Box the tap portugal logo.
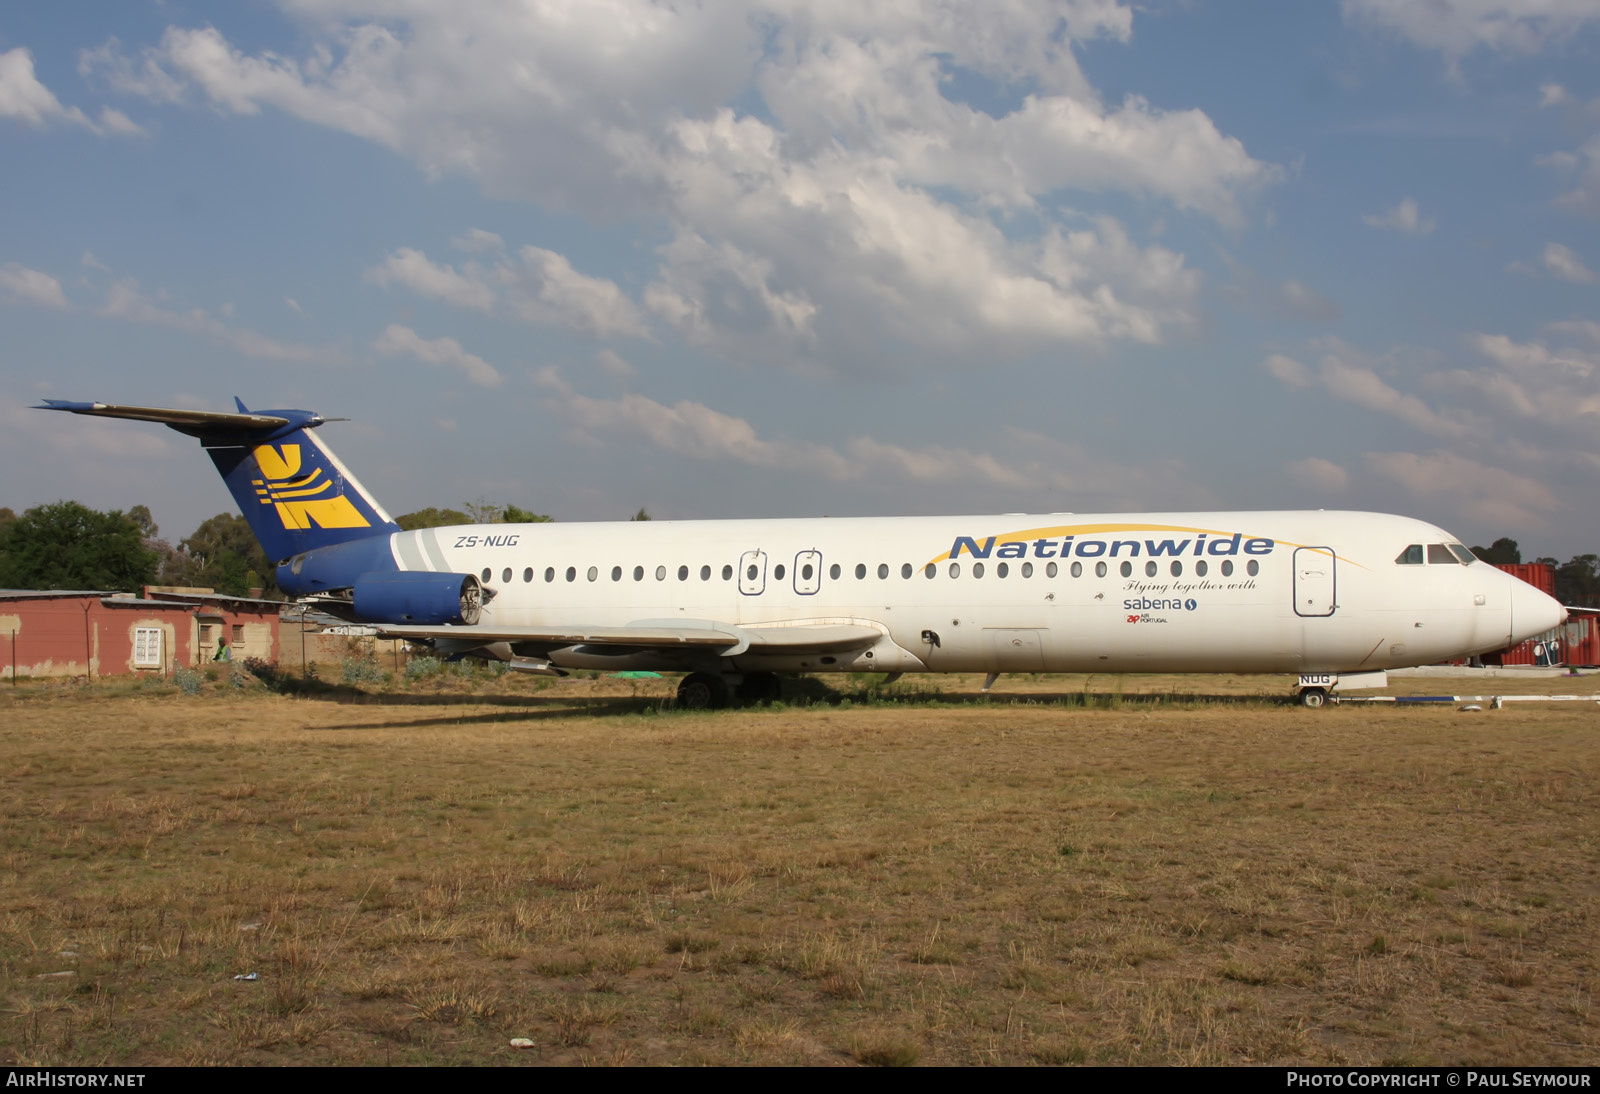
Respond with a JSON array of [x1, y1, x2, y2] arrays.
[[250, 444, 370, 530]]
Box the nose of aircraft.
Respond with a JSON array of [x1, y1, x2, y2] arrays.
[[1507, 573, 1567, 645]]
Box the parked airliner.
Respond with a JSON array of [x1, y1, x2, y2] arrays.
[[39, 399, 1567, 707]]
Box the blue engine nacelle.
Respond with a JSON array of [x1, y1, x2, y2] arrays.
[[350, 571, 484, 626]]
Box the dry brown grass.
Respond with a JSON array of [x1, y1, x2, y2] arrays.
[[0, 671, 1597, 1065]]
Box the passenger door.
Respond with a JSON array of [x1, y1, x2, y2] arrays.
[[1293, 547, 1336, 617], [738, 550, 767, 596], [793, 550, 822, 595]]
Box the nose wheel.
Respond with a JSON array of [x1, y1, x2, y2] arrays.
[[1299, 687, 1328, 709]]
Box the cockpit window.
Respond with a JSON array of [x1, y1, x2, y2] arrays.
[[1448, 543, 1475, 565], [1427, 544, 1457, 565], [1395, 544, 1424, 565]]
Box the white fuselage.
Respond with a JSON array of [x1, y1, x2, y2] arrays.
[[382, 510, 1565, 676]]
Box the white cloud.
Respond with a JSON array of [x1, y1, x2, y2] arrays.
[[451, 228, 504, 254], [101, 279, 345, 363], [1362, 197, 1436, 235], [1286, 457, 1351, 492], [1540, 82, 1570, 108], [1278, 280, 1341, 322], [364, 248, 494, 311], [1263, 343, 1471, 436], [0, 46, 141, 135], [0, 263, 68, 308], [373, 324, 502, 388], [1540, 242, 1597, 283], [85, 4, 1275, 367], [593, 349, 638, 381], [1365, 450, 1562, 529], [1342, 0, 1600, 58], [534, 370, 1213, 508], [508, 246, 650, 338]]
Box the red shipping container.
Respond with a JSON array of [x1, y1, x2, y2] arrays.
[[1495, 562, 1556, 596]]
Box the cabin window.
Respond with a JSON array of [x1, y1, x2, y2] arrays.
[[566, 566, 576, 582], [481, 568, 492, 582], [997, 562, 1010, 578], [972, 563, 985, 579], [657, 565, 667, 581], [701, 565, 711, 580], [925, 563, 936, 578], [878, 563, 890, 579], [611, 566, 622, 581], [948, 563, 960, 578], [545, 567, 555, 582], [894, 562, 907, 579], [747, 564, 759, 581], [1019, 562, 1030, 577], [587, 566, 598, 582], [803, 563, 815, 581], [856, 563, 867, 580], [1395, 544, 1424, 565], [1247, 560, 1259, 576], [1195, 560, 1207, 577], [678, 565, 689, 581], [1221, 560, 1233, 577], [1095, 561, 1107, 577], [634, 565, 644, 581], [774, 563, 787, 581], [1170, 561, 1182, 577], [830, 563, 841, 580], [1448, 543, 1475, 565], [523, 567, 534, 582], [1145, 561, 1158, 577], [1120, 561, 1133, 578], [502, 568, 512, 584], [1069, 561, 1081, 578], [1047, 561, 1059, 578], [1427, 544, 1457, 565], [722, 564, 734, 581]]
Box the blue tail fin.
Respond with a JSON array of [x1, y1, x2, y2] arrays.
[[37, 398, 399, 563]]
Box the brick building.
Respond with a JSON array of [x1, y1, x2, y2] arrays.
[[0, 588, 280, 680]]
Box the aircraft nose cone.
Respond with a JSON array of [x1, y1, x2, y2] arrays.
[[1508, 575, 1566, 645]]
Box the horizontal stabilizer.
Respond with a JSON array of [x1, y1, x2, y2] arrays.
[[35, 400, 292, 431]]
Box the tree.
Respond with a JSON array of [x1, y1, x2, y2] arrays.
[[179, 513, 278, 597], [501, 505, 553, 524], [1470, 538, 1520, 565], [1555, 555, 1600, 607], [629, 508, 652, 521], [0, 501, 156, 591], [396, 507, 471, 530]]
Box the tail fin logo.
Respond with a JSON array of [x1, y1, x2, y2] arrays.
[[250, 444, 370, 531]]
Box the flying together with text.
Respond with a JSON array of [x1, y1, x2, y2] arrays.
[[40, 399, 1567, 708]]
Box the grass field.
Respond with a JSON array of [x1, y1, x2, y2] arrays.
[[1, 671, 1597, 1066]]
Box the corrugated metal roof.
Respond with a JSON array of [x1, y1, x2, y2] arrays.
[[0, 589, 120, 600]]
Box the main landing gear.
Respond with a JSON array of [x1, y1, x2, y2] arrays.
[[675, 671, 782, 710]]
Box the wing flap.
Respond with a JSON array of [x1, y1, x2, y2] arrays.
[[370, 621, 884, 655]]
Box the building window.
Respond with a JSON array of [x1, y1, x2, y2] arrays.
[[133, 627, 162, 668]]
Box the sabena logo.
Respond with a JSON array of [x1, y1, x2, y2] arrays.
[[251, 444, 369, 530]]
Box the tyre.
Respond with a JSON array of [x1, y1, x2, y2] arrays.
[[1299, 687, 1328, 709], [677, 672, 730, 710]]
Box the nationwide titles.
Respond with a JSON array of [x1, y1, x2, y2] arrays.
[[946, 531, 1274, 561]]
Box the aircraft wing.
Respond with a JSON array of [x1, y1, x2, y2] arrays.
[[369, 620, 882, 655]]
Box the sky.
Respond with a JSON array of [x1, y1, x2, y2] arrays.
[[1, 0, 1597, 558]]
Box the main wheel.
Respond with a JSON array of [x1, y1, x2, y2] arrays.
[[1299, 687, 1328, 709], [677, 672, 731, 710]]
